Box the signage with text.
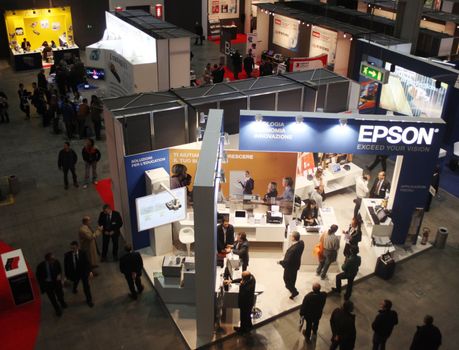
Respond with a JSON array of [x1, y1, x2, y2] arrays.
[[272, 14, 299, 52]]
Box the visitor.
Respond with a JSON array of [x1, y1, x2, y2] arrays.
[[81, 138, 101, 188], [57, 141, 79, 189]]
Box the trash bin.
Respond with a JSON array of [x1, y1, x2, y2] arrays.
[[434, 227, 448, 249], [8, 175, 20, 195]]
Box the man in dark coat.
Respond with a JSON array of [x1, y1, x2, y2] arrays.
[[243, 53, 255, 78], [64, 241, 94, 307], [332, 245, 361, 300], [98, 204, 123, 261], [119, 244, 144, 300], [194, 21, 203, 45], [300, 283, 327, 343], [370, 171, 391, 199], [372, 299, 398, 350], [330, 300, 356, 350], [232, 232, 249, 271], [227, 271, 256, 333], [58, 141, 78, 189], [278, 231, 304, 299], [36, 253, 67, 316], [410, 315, 442, 350], [217, 218, 235, 253]]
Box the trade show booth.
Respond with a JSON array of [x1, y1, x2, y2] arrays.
[[102, 64, 447, 347], [4, 7, 79, 70], [85, 10, 195, 97]]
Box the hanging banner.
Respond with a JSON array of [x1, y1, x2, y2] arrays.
[[288, 54, 328, 72], [309, 26, 337, 64], [272, 14, 299, 52]]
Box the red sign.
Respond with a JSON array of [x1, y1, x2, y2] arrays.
[[288, 54, 328, 72], [155, 4, 163, 19]]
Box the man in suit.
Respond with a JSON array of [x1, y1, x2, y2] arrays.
[[370, 171, 391, 199], [217, 218, 235, 253], [300, 283, 327, 343], [36, 253, 67, 316], [64, 241, 94, 307], [332, 245, 361, 300], [58, 142, 78, 189], [278, 231, 304, 299], [225, 271, 256, 333], [98, 204, 123, 261], [330, 301, 357, 350], [232, 232, 249, 271], [119, 244, 144, 300]]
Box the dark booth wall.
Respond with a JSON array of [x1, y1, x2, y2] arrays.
[[0, 0, 109, 59], [164, 0, 201, 33]]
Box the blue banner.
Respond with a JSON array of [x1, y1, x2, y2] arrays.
[[124, 149, 170, 250]]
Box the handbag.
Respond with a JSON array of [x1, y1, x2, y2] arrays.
[[313, 234, 325, 259]]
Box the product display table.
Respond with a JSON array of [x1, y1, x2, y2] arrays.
[[360, 198, 393, 238], [295, 163, 363, 199]]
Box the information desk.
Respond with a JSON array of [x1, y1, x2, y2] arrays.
[[360, 198, 393, 238], [10, 46, 80, 71], [295, 162, 363, 199], [179, 201, 288, 242], [286, 207, 340, 265]]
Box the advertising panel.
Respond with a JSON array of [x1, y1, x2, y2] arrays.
[[1, 249, 28, 279], [288, 54, 327, 72], [136, 187, 187, 231], [380, 63, 447, 119], [209, 0, 239, 19], [124, 149, 170, 249], [272, 14, 299, 52], [309, 26, 338, 65]]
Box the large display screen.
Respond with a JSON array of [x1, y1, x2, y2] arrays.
[[135, 187, 186, 231], [380, 63, 447, 119]]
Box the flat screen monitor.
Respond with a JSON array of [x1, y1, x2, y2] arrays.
[[235, 210, 246, 218], [135, 187, 186, 231], [86, 67, 105, 80]]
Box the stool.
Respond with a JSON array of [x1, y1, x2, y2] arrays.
[[179, 227, 195, 256], [251, 283, 265, 320]]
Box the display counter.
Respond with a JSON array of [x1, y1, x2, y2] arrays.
[[286, 207, 339, 265], [295, 162, 363, 199], [360, 198, 393, 238], [10, 46, 80, 71]]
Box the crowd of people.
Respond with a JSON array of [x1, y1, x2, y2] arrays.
[[36, 204, 145, 317]]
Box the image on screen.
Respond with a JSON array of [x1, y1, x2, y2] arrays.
[[380, 63, 447, 119], [85, 67, 105, 80], [136, 187, 186, 231]]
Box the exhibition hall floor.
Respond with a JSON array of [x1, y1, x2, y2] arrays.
[[141, 187, 431, 349]]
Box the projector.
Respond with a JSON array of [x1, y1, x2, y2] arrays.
[[165, 198, 182, 211]]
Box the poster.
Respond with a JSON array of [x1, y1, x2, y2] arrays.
[[272, 14, 299, 52], [40, 20, 49, 29], [208, 0, 238, 19], [288, 54, 327, 72], [309, 26, 338, 64]]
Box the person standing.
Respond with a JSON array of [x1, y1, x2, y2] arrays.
[[119, 244, 144, 300], [37, 69, 48, 96], [77, 98, 90, 139], [278, 231, 304, 299], [64, 241, 94, 307], [81, 138, 101, 188], [62, 98, 76, 139], [299, 283, 327, 343], [194, 21, 204, 45], [332, 245, 361, 300], [330, 300, 357, 350], [90, 95, 104, 140], [370, 171, 390, 199], [79, 216, 101, 269], [354, 171, 370, 218], [372, 299, 399, 350], [410, 315, 442, 350], [232, 50, 242, 80], [367, 155, 388, 172], [202, 63, 212, 85], [225, 271, 256, 333], [0, 91, 9, 123], [239, 170, 254, 195], [232, 232, 249, 271], [316, 224, 340, 280], [17, 83, 31, 120], [36, 253, 67, 316], [343, 217, 361, 258], [217, 218, 235, 253], [98, 204, 123, 262], [58, 142, 79, 189], [243, 53, 255, 78]]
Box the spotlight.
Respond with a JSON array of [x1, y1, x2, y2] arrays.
[[368, 4, 371, 7], [295, 116, 304, 124], [306, 23, 310, 27], [350, 37, 353, 41], [344, 34, 347, 38], [302, 22, 305, 25], [339, 118, 348, 127], [255, 114, 263, 122]]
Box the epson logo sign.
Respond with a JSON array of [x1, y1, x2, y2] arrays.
[[358, 125, 439, 145]]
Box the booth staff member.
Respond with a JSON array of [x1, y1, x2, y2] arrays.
[[301, 200, 318, 226], [263, 181, 278, 202], [225, 271, 256, 333], [64, 241, 93, 307], [98, 204, 123, 261], [278, 231, 304, 299], [217, 218, 235, 253], [370, 171, 390, 199], [239, 171, 254, 195], [343, 217, 362, 258], [354, 171, 370, 218], [232, 232, 249, 271]]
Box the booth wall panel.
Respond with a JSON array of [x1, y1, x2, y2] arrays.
[[303, 86, 318, 112], [169, 37, 191, 89], [268, 17, 310, 58], [153, 108, 187, 149], [156, 40, 170, 91], [277, 89, 302, 111], [187, 106, 198, 142], [324, 81, 349, 113], [220, 98, 247, 134], [335, 34, 351, 77], [316, 85, 327, 110], [195, 102, 218, 116], [249, 94, 275, 111], [122, 113, 152, 155], [164, 0, 201, 33], [255, 12, 270, 61]]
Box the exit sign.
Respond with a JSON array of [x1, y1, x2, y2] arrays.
[[360, 62, 389, 84]]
